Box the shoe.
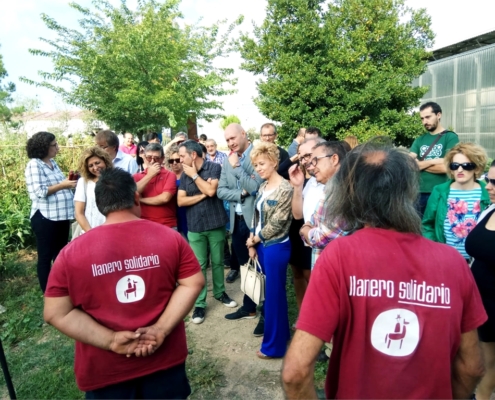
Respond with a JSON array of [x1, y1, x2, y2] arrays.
[[253, 315, 264, 337], [317, 349, 329, 362], [225, 307, 256, 320], [192, 307, 205, 324], [226, 270, 239, 283], [217, 292, 237, 308], [256, 350, 279, 360]]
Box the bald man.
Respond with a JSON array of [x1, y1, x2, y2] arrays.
[[217, 124, 265, 335]]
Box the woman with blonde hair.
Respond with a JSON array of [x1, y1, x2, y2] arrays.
[[343, 135, 359, 149], [422, 142, 489, 260], [246, 142, 294, 359], [74, 146, 113, 234]]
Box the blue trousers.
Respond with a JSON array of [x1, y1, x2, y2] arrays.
[[257, 240, 291, 357]]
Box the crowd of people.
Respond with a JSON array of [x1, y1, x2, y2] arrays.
[[22, 101, 495, 399]]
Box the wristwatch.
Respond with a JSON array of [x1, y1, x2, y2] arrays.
[[192, 174, 199, 181]]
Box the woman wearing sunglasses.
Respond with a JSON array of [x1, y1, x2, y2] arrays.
[[166, 145, 188, 239], [422, 142, 489, 260], [136, 141, 149, 172], [465, 160, 495, 400]]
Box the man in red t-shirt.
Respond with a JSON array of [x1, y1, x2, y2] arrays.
[[282, 144, 487, 399], [44, 168, 204, 398], [133, 143, 177, 228]]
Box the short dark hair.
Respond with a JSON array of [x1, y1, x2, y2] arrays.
[[145, 142, 164, 158], [260, 122, 277, 134], [95, 130, 119, 150], [199, 134, 207, 141], [95, 168, 136, 217], [136, 141, 149, 167], [313, 141, 346, 165], [26, 131, 56, 159], [199, 143, 207, 156], [325, 140, 421, 234], [145, 132, 160, 142], [305, 127, 321, 136], [420, 101, 442, 115], [179, 140, 203, 158]]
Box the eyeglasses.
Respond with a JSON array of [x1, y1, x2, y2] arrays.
[[139, 148, 145, 154], [449, 162, 476, 171], [485, 176, 495, 186], [145, 155, 163, 162], [299, 153, 312, 161], [309, 154, 334, 167], [168, 158, 180, 164], [261, 134, 276, 139]]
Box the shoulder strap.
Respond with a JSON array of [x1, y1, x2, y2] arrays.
[[418, 130, 448, 161]]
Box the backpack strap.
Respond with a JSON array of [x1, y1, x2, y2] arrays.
[[418, 130, 449, 161]]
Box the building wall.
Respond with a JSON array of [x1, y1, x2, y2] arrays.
[[413, 43, 495, 158]]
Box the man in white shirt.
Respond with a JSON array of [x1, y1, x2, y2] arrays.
[[95, 130, 138, 174]]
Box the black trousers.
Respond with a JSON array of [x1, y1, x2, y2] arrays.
[[85, 363, 191, 399], [231, 216, 257, 313], [30, 210, 70, 293]]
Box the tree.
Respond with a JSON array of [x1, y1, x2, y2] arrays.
[[0, 46, 25, 131], [219, 114, 241, 130], [22, 0, 241, 133], [239, 0, 434, 146]]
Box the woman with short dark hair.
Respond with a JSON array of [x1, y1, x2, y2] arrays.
[[136, 141, 149, 172], [25, 131, 77, 292]]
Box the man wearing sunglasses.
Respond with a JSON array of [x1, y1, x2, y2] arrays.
[[410, 102, 459, 216], [133, 143, 178, 228]]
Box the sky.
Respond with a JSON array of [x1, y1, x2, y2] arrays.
[[1, 0, 494, 141]]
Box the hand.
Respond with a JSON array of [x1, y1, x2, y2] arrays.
[[299, 223, 313, 240], [248, 246, 257, 259], [229, 152, 239, 168], [182, 163, 198, 178], [246, 236, 258, 248], [109, 331, 142, 357], [134, 325, 166, 357], [146, 162, 161, 177], [171, 136, 185, 144], [289, 164, 304, 188], [62, 179, 78, 189], [290, 154, 300, 163]]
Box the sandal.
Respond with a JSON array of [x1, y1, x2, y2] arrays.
[[256, 350, 274, 360]]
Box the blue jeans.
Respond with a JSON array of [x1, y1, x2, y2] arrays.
[[257, 240, 291, 357]]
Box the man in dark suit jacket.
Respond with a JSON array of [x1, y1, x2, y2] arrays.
[[260, 122, 289, 164]]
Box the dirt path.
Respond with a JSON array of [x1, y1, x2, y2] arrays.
[[186, 267, 285, 399]]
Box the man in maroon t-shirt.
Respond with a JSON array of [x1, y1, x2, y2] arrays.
[[282, 143, 487, 399], [44, 168, 204, 398], [133, 143, 177, 228]]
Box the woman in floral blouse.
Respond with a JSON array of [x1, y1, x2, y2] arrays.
[[422, 142, 490, 261]]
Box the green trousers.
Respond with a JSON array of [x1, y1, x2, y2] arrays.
[[188, 226, 226, 309]]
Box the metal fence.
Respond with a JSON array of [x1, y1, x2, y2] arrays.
[[413, 43, 495, 157]]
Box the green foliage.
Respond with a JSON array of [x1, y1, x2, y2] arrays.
[[239, 0, 434, 146], [219, 115, 241, 130], [0, 45, 26, 130], [22, 0, 242, 133]]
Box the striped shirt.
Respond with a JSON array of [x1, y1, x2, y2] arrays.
[[443, 188, 482, 259], [25, 158, 74, 220]]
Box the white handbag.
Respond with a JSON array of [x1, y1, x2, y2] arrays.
[[240, 258, 265, 305]]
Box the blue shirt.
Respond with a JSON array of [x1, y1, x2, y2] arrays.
[[113, 150, 138, 174]]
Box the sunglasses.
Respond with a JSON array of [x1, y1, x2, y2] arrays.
[[449, 162, 476, 171], [485, 176, 495, 186], [168, 158, 180, 164], [145, 155, 163, 162]]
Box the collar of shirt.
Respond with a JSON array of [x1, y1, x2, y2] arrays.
[[239, 144, 251, 165], [114, 149, 125, 162]]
